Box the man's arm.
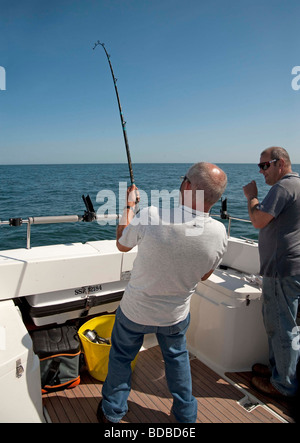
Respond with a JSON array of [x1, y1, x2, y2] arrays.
[[116, 184, 139, 252], [116, 207, 135, 252], [243, 181, 274, 229]]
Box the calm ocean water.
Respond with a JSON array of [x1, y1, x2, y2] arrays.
[[1, 163, 300, 251]]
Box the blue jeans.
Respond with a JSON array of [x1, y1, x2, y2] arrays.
[[101, 307, 197, 423], [262, 275, 300, 396]]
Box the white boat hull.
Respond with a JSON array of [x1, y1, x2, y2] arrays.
[[0, 236, 268, 422], [0, 300, 44, 423]]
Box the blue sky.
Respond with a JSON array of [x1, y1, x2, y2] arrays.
[[1, 0, 299, 165]]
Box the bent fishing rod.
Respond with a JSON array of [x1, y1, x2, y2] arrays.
[[93, 41, 135, 186]]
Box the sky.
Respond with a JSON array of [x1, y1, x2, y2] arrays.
[[0, 0, 300, 165]]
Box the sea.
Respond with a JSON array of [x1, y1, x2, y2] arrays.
[[1, 163, 300, 251]]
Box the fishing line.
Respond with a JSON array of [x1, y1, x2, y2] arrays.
[[93, 41, 135, 186]]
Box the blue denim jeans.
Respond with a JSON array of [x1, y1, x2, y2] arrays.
[[101, 307, 197, 423], [262, 275, 300, 396]]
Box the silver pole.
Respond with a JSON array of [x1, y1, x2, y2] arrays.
[[27, 221, 31, 249]]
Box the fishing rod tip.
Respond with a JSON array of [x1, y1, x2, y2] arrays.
[[92, 41, 105, 50]]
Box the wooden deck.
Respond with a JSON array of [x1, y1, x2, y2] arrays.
[[43, 345, 289, 424]]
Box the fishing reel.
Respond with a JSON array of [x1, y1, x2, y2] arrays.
[[82, 329, 110, 345]]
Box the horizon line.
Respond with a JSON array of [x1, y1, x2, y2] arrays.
[[0, 161, 269, 166]]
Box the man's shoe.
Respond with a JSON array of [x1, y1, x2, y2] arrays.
[[251, 376, 286, 399], [97, 400, 117, 423], [252, 363, 272, 378]]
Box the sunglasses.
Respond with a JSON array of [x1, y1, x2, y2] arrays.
[[258, 159, 278, 171]]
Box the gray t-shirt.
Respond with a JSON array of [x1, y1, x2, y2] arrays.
[[119, 205, 228, 326], [259, 173, 300, 277]]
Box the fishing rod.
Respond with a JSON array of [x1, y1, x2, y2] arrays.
[[93, 41, 135, 186]]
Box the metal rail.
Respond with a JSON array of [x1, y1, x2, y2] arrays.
[[0, 212, 255, 250], [0, 214, 119, 249], [210, 213, 253, 238]]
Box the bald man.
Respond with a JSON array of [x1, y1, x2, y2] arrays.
[[98, 162, 228, 423]]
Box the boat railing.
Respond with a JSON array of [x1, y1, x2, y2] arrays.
[[0, 211, 255, 249], [210, 212, 254, 239], [0, 214, 119, 249], [210, 197, 256, 243]]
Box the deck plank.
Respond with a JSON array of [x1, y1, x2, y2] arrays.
[[42, 346, 284, 423]]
